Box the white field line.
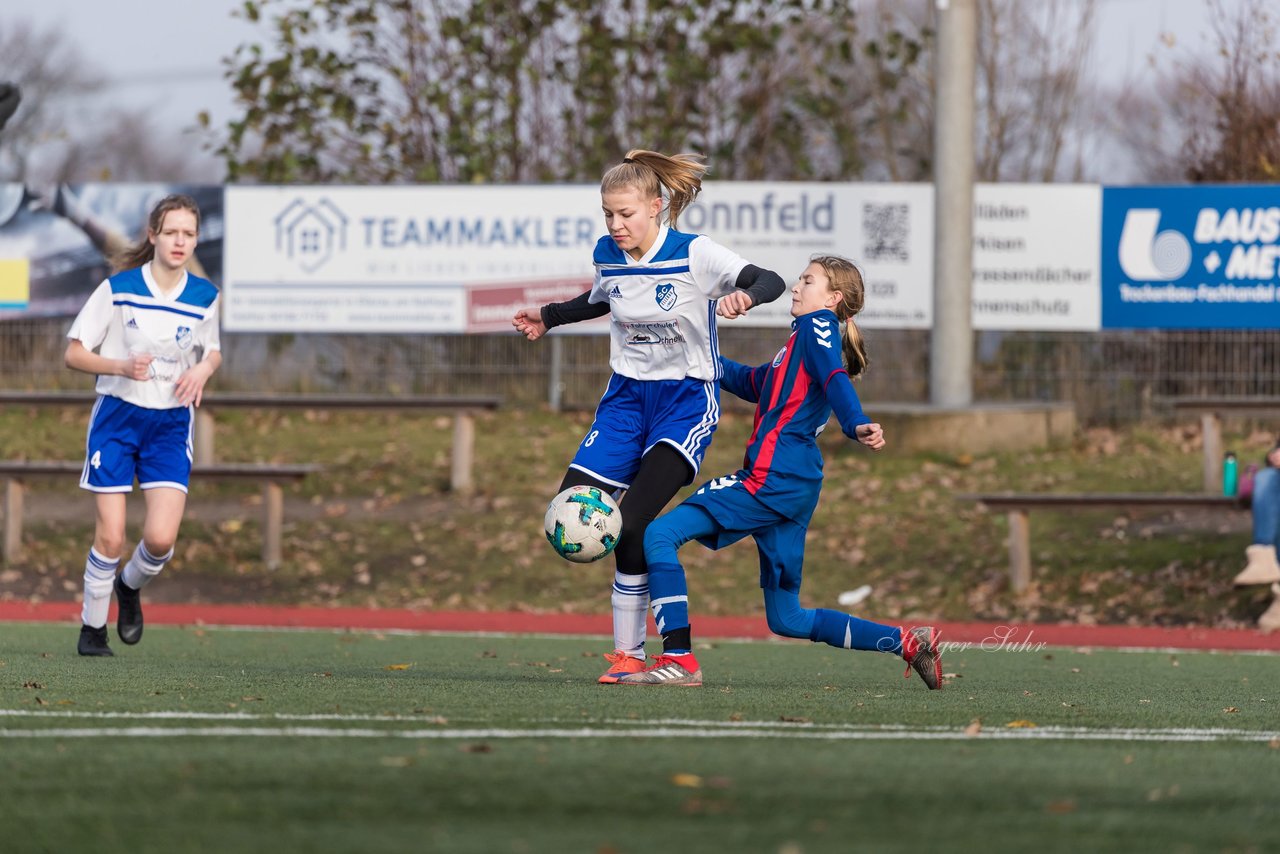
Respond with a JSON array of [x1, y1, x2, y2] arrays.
[[0, 710, 1275, 743], [1, 708, 1277, 742], [0, 726, 1277, 742]]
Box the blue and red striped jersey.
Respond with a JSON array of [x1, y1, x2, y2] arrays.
[[720, 308, 872, 523]]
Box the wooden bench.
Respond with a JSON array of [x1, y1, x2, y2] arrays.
[[959, 492, 1246, 593], [0, 391, 500, 493], [0, 460, 320, 569], [1165, 396, 1280, 492]]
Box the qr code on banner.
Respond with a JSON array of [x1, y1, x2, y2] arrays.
[[862, 203, 910, 262]]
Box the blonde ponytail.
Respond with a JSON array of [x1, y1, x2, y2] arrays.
[[601, 149, 708, 229]]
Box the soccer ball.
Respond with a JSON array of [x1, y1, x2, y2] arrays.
[[544, 485, 622, 563]]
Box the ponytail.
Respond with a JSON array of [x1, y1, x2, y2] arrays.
[[601, 149, 708, 229], [810, 254, 869, 378]]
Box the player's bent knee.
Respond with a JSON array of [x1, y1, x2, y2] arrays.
[[766, 611, 811, 639], [764, 590, 814, 639]]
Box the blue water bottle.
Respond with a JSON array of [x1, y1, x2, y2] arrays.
[[1223, 452, 1238, 496]]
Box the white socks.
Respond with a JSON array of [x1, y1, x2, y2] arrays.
[[121, 542, 173, 591], [611, 571, 649, 658], [81, 548, 119, 629]]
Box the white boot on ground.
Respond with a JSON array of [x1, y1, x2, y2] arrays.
[[1233, 544, 1280, 586], [1258, 583, 1280, 633]]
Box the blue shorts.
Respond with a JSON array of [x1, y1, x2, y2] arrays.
[[684, 475, 808, 593], [81, 395, 193, 493], [569, 374, 719, 488]]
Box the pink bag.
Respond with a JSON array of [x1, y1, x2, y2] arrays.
[[1237, 463, 1260, 507]]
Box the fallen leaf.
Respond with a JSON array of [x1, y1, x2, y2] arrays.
[[779, 716, 811, 724], [384, 663, 413, 671], [1006, 720, 1037, 728], [963, 719, 983, 737], [1268, 738, 1279, 749], [1045, 799, 1077, 814], [671, 773, 703, 788], [1223, 707, 1240, 714], [460, 743, 492, 753], [380, 756, 413, 767], [22, 681, 43, 690]]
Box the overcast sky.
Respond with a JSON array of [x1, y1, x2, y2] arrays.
[[1, 0, 1243, 182]]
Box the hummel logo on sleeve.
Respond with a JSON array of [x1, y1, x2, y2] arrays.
[[812, 319, 833, 348]]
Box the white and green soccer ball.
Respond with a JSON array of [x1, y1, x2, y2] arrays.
[[544, 485, 621, 563]]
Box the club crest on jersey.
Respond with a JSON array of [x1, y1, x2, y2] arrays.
[[655, 283, 677, 311], [175, 326, 193, 350], [772, 346, 787, 367]]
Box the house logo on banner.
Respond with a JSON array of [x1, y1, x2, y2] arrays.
[[1102, 186, 1280, 329], [274, 197, 348, 273]]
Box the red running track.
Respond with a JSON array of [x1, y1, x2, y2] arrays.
[[2, 600, 1278, 651]]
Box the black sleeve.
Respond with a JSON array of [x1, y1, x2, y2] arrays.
[[540, 290, 611, 329], [734, 264, 786, 308]]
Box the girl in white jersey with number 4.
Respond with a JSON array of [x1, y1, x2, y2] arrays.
[[513, 150, 785, 683], [64, 194, 222, 657]]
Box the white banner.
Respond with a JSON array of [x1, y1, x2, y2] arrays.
[[224, 182, 937, 332], [223, 185, 600, 331], [971, 184, 1102, 331], [689, 182, 935, 329]]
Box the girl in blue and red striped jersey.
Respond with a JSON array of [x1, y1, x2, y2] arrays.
[[617, 255, 943, 689], [512, 150, 785, 684]]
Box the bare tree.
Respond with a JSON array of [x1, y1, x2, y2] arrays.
[[1105, 0, 1280, 184], [0, 19, 102, 181], [974, 0, 1098, 182], [1182, 0, 1280, 181], [0, 18, 223, 183]]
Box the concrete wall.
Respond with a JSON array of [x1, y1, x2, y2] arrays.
[[850, 402, 1076, 456]]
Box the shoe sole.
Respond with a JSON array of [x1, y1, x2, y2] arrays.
[[616, 669, 704, 687]]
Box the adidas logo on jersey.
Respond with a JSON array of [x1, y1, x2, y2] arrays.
[[126, 318, 139, 328], [608, 284, 623, 298]]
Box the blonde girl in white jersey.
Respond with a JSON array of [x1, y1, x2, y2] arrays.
[[513, 150, 785, 682]]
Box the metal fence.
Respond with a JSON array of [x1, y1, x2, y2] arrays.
[[5, 316, 1280, 425]]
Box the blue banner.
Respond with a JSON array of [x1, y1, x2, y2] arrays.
[[1102, 185, 1280, 329]]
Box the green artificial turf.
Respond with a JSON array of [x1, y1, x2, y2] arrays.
[[1, 624, 1277, 853]]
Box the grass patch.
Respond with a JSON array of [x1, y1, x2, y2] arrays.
[[1, 407, 1276, 626], [1, 625, 1278, 853]]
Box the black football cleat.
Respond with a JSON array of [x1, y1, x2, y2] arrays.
[[77, 624, 114, 657], [114, 574, 144, 645]]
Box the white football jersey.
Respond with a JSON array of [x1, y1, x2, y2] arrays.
[[588, 226, 748, 381], [67, 264, 222, 410]]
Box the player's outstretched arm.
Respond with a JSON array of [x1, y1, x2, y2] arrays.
[[512, 307, 547, 341], [854, 422, 885, 450]]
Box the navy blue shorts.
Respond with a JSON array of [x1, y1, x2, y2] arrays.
[[569, 374, 719, 488], [684, 474, 808, 593], [81, 395, 193, 493]]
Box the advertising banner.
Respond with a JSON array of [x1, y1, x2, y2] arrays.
[[0, 184, 223, 318], [971, 184, 1101, 331], [224, 182, 935, 333], [687, 182, 934, 330], [223, 185, 601, 332], [1101, 185, 1280, 329]]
